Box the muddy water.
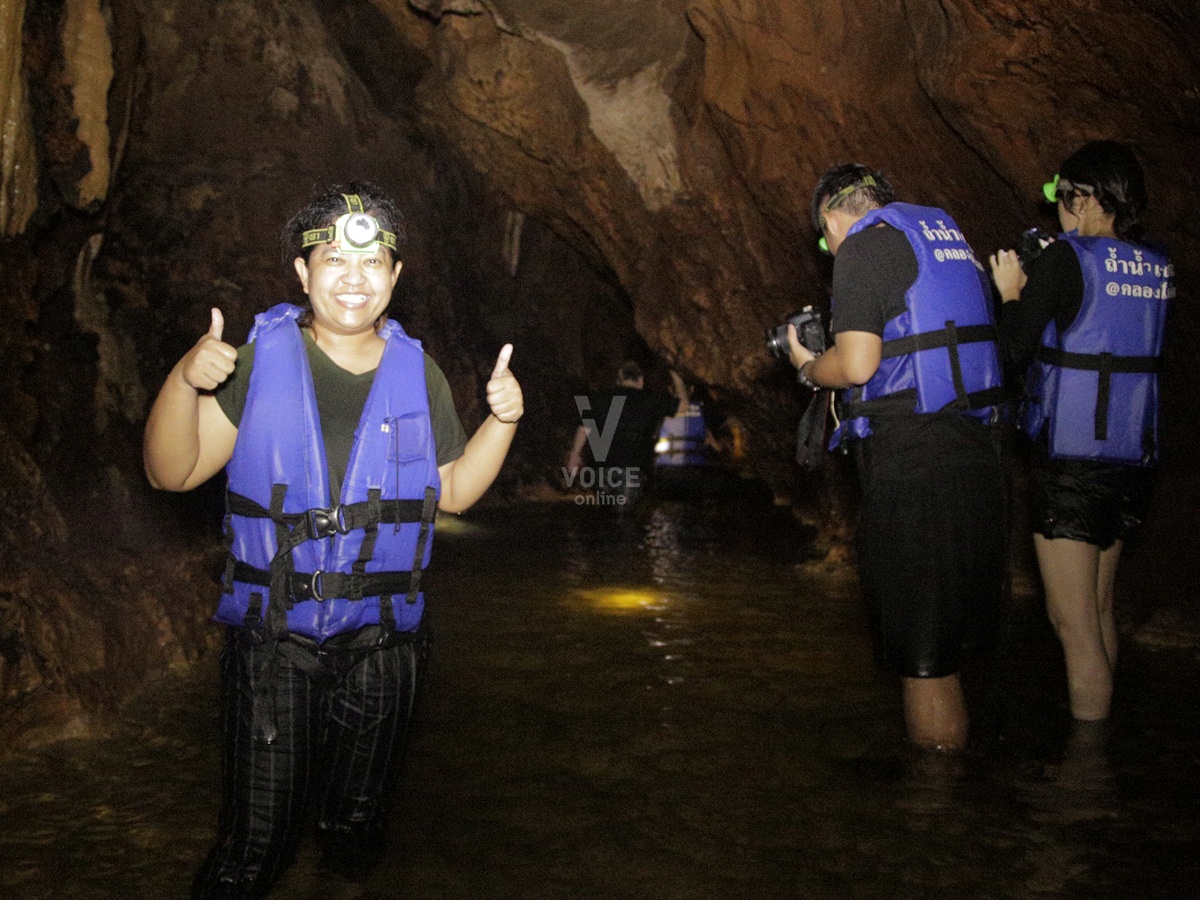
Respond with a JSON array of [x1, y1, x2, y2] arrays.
[[2, 484, 1198, 899]]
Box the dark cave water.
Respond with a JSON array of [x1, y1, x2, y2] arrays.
[[1, 475, 1198, 899]]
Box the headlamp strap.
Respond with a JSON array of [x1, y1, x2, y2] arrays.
[[823, 174, 877, 213], [817, 175, 877, 253], [300, 193, 398, 251]]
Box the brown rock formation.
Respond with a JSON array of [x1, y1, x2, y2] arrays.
[[0, 0, 1196, 749]]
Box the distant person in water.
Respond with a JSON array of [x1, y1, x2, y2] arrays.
[[564, 361, 688, 507], [143, 181, 523, 897]]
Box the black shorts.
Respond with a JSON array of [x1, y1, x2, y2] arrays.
[[853, 421, 1007, 679], [1032, 457, 1153, 550]]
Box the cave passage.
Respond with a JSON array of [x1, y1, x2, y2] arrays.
[[1, 483, 1198, 899]]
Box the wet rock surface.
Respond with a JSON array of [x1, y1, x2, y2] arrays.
[[1, 491, 1197, 899]]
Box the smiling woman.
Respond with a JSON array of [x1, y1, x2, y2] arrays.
[[292, 235, 403, 362], [141, 180, 524, 897]]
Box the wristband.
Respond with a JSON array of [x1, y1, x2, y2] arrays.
[[797, 358, 821, 391]]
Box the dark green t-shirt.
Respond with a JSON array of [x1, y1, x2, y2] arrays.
[[215, 329, 467, 499]]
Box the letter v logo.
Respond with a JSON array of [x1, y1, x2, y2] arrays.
[[575, 394, 624, 463]]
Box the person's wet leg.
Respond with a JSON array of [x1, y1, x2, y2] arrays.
[[902, 673, 969, 752], [316, 639, 417, 878], [192, 634, 318, 898], [1035, 535, 1111, 720]]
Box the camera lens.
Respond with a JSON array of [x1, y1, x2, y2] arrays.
[[765, 326, 789, 360]]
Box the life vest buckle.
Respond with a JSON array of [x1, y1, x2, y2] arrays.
[[307, 505, 350, 540], [308, 570, 327, 602]]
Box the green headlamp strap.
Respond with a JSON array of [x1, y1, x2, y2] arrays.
[[1042, 174, 1060, 203], [301, 194, 398, 253], [822, 175, 877, 214], [816, 174, 877, 254]]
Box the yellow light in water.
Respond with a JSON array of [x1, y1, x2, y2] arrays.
[[575, 587, 662, 612], [431, 513, 480, 535]]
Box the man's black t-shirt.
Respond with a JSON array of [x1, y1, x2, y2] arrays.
[[584, 388, 679, 472]]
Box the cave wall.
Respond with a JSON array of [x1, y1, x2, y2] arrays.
[[1, 0, 1197, 748]]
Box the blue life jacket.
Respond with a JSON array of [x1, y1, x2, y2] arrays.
[[1022, 234, 1173, 465], [217, 303, 440, 643], [655, 403, 707, 467], [831, 203, 1004, 446]]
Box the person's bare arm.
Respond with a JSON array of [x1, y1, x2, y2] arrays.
[[787, 325, 882, 389], [667, 370, 690, 416], [144, 308, 239, 491], [438, 344, 523, 513]]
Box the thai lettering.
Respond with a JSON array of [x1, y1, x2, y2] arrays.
[[919, 219, 965, 243], [933, 247, 975, 263], [1104, 280, 1175, 300]]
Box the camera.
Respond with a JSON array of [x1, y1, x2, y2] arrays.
[[766, 305, 826, 361], [1017, 226, 1054, 267]]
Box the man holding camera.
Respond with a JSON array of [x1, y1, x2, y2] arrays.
[[786, 164, 1006, 753]]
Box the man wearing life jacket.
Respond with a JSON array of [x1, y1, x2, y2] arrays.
[[786, 164, 1006, 753], [991, 141, 1173, 723], [144, 182, 523, 898]]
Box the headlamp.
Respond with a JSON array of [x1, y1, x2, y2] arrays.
[[1042, 174, 1060, 203], [816, 175, 876, 254], [301, 194, 398, 255], [1043, 174, 1094, 206]]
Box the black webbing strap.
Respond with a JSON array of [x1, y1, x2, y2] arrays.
[[879, 323, 997, 359], [354, 489, 382, 582], [1096, 352, 1114, 441], [220, 501, 236, 594], [405, 487, 439, 606], [244, 591, 264, 630], [944, 321, 968, 408], [231, 560, 415, 603], [266, 484, 293, 632], [225, 492, 428, 543], [254, 483, 293, 745], [857, 320, 1003, 414], [1035, 346, 1161, 441]]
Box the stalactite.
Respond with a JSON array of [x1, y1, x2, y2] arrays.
[[62, 0, 113, 207], [0, 0, 38, 236], [503, 208, 524, 276]]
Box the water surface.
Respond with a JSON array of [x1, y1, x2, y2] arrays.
[[1, 485, 1197, 899]]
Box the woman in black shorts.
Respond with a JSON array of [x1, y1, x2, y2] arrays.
[[990, 141, 1174, 721]]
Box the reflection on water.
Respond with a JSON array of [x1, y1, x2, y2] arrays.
[[1, 484, 1198, 899]]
